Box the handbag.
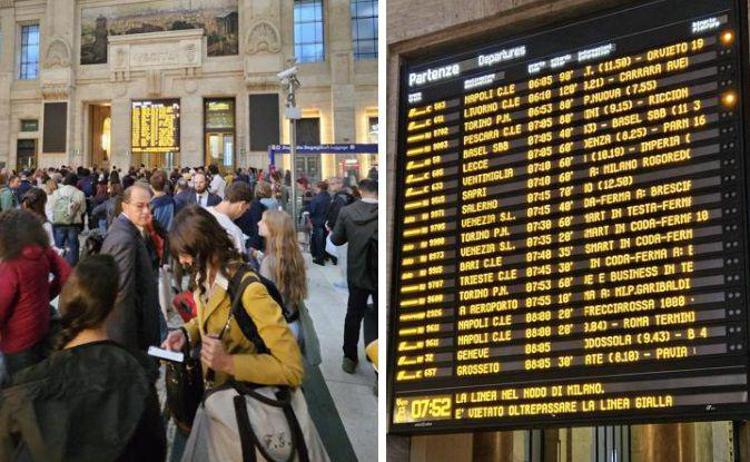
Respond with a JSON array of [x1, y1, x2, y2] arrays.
[[181, 268, 329, 461], [165, 332, 205, 433], [181, 382, 329, 462]]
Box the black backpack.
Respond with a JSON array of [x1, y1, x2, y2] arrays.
[[227, 264, 299, 354], [80, 228, 106, 260]]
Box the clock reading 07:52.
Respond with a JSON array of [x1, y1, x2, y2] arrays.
[[394, 396, 453, 424]]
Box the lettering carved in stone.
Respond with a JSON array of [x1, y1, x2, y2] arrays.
[[245, 21, 281, 55]]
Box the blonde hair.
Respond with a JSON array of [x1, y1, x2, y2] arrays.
[[262, 209, 307, 307]]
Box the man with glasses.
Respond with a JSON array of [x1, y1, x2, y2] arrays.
[[100, 183, 161, 361]]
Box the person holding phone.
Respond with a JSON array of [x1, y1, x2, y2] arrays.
[[162, 205, 303, 386], [161, 206, 303, 459]]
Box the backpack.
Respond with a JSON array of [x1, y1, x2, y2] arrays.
[[52, 189, 80, 225], [81, 228, 106, 260], [0, 186, 17, 211], [227, 265, 300, 349]]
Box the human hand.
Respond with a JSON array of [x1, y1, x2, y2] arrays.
[[201, 335, 235, 375], [162, 329, 186, 352]]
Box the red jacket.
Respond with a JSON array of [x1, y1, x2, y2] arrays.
[[0, 245, 71, 353]]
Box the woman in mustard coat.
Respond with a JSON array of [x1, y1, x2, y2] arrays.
[[162, 205, 303, 388]]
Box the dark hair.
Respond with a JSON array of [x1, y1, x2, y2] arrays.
[[0, 209, 49, 260], [63, 173, 78, 186], [316, 181, 328, 192], [109, 182, 124, 199], [109, 170, 120, 185], [21, 188, 47, 220], [224, 180, 252, 203], [56, 255, 119, 349], [0, 173, 6, 187], [150, 170, 167, 192], [169, 206, 242, 298], [8, 175, 19, 185], [208, 164, 219, 175], [359, 179, 377, 194]]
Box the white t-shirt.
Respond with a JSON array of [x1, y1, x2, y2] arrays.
[[209, 175, 226, 199], [207, 206, 245, 254]]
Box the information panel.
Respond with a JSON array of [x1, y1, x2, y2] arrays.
[[131, 99, 180, 153], [389, 0, 750, 433]]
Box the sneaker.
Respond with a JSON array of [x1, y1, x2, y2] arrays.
[[342, 357, 357, 374]]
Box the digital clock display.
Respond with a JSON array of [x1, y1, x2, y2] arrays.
[[389, 0, 750, 434]]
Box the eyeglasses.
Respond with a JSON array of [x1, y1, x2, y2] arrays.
[[123, 201, 150, 210]]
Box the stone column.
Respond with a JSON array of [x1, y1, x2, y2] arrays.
[[180, 95, 203, 168], [328, 0, 355, 144], [109, 97, 131, 169], [0, 7, 15, 168], [242, 0, 284, 170]]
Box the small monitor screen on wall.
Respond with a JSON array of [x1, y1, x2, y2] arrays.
[[389, 0, 750, 433], [43, 102, 67, 153]]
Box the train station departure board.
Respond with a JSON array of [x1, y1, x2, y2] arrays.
[[389, 0, 750, 433], [131, 99, 180, 153]]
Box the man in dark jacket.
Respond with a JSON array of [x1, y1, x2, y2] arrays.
[[307, 181, 331, 266], [100, 183, 161, 354], [183, 172, 220, 208], [15, 172, 32, 204], [236, 198, 267, 252], [330, 179, 378, 373], [325, 178, 355, 265]]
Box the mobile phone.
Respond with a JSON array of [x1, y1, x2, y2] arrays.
[[147, 346, 185, 363]]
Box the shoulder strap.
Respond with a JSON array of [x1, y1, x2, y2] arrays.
[[228, 265, 270, 354]]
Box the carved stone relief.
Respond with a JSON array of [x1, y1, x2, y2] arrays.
[[44, 37, 71, 69], [245, 21, 281, 55]]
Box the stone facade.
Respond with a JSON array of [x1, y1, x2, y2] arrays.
[[386, 1, 749, 461], [0, 0, 377, 176]]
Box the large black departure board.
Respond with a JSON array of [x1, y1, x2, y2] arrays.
[[389, 0, 750, 433]]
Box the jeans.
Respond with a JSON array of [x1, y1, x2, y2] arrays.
[[311, 225, 327, 262], [54, 225, 80, 266], [343, 285, 377, 362]]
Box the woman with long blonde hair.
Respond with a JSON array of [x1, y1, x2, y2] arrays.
[[258, 209, 321, 365], [258, 210, 307, 307]]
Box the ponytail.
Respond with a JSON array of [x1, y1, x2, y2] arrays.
[[56, 255, 119, 349]]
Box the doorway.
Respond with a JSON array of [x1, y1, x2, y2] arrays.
[[16, 139, 36, 172], [205, 132, 234, 171], [89, 103, 111, 168], [295, 153, 321, 183], [204, 98, 236, 172]]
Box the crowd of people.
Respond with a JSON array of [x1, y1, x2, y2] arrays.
[[0, 161, 378, 461]]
